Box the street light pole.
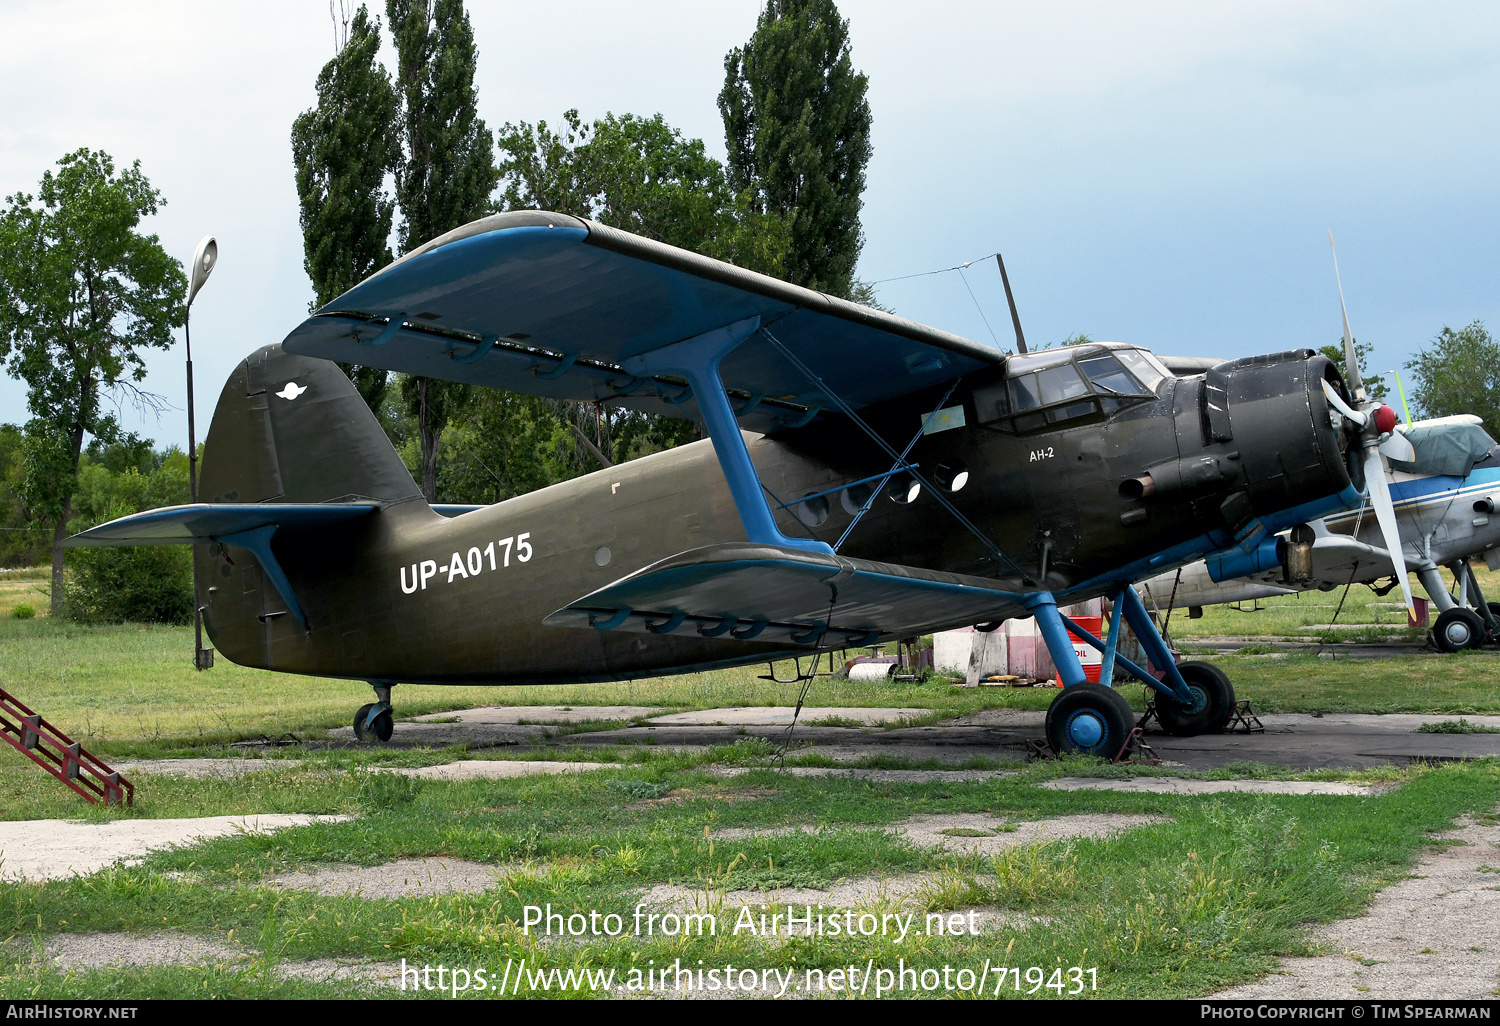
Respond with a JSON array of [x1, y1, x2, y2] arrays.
[[185, 236, 217, 671]]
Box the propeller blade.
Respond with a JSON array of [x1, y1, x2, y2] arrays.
[[1321, 377, 1368, 427], [1363, 445, 1416, 616], [1378, 431, 1416, 463], [1329, 230, 1365, 401]]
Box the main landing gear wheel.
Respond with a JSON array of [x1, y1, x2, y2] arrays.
[[1045, 683, 1136, 758], [1434, 607, 1485, 653], [353, 702, 393, 742], [1155, 661, 1236, 737], [1485, 603, 1500, 641]]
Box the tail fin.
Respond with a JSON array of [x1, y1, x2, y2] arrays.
[[200, 344, 420, 506]]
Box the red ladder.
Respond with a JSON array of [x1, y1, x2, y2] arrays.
[[0, 686, 132, 806]]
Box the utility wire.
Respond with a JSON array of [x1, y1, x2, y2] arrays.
[[872, 252, 1007, 349], [957, 265, 1002, 348], [869, 254, 999, 285]]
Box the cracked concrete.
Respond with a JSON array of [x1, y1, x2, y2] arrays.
[[268, 857, 505, 899], [0, 815, 350, 882]]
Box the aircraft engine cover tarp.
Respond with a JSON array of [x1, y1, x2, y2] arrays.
[[280, 211, 1004, 435], [1389, 421, 1498, 479]]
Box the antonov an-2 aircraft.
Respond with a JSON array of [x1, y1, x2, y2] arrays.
[[67, 211, 1403, 757]]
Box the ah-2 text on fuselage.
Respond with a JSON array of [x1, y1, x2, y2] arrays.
[[68, 211, 1380, 756]]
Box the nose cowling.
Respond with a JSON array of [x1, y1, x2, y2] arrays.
[[1194, 350, 1356, 534]]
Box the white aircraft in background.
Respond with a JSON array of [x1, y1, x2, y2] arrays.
[[1139, 414, 1500, 652]]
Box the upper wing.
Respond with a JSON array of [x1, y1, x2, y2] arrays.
[[280, 211, 1003, 434]]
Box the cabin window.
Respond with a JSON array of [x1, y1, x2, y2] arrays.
[[1036, 363, 1090, 406]]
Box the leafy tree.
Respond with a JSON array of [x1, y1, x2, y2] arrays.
[[1406, 321, 1500, 437], [387, 0, 499, 500], [0, 149, 185, 615], [495, 110, 794, 476], [720, 0, 872, 298], [63, 438, 192, 624], [498, 110, 791, 275], [291, 3, 401, 415], [1319, 337, 1389, 404], [0, 424, 47, 568]]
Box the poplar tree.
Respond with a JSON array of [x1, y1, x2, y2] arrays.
[[291, 4, 400, 415], [719, 0, 872, 298], [387, 0, 499, 501]]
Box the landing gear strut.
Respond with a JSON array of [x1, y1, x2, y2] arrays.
[[1424, 559, 1494, 653], [354, 683, 394, 742], [1031, 583, 1236, 756]]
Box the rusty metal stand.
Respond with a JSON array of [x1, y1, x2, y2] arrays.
[[0, 686, 132, 805], [1024, 738, 1054, 762], [1223, 699, 1264, 734], [1112, 727, 1160, 766]]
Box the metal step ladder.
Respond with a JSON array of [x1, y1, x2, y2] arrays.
[[0, 686, 132, 805]]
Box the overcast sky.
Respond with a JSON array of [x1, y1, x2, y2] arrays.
[[2, 0, 1496, 448]]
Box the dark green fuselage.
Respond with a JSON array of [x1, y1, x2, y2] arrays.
[[197, 342, 1352, 685]]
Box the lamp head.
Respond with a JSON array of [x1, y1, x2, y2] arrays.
[[187, 236, 218, 309]]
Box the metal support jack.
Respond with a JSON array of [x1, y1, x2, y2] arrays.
[[1112, 727, 1160, 766]]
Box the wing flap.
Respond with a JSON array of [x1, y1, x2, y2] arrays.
[[543, 542, 1024, 645]]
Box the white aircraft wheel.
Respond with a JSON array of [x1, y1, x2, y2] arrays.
[[1434, 608, 1485, 653]]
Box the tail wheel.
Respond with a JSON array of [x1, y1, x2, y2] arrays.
[[353, 703, 394, 742], [1155, 661, 1236, 736], [1434, 607, 1485, 653], [1045, 683, 1136, 758]]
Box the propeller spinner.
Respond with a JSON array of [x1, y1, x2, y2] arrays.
[[1324, 231, 1416, 616]]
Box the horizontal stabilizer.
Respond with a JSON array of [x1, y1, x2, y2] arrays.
[[544, 543, 1025, 647], [63, 503, 378, 546], [64, 503, 379, 629]]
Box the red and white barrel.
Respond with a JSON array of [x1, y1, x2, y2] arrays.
[[1055, 615, 1104, 686]]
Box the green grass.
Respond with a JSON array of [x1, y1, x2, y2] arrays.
[[1198, 653, 1500, 714], [0, 566, 50, 620], [1417, 718, 1500, 734], [0, 618, 1060, 758], [2, 751, 1497, 999], [9, 612, 1500, 763], [5, 607, 1500, 998]]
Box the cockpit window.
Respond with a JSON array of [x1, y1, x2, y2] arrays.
[[1077, 353, 1147, 396], [1037, 363, 1090, 405], [1008, 374, 1041, 412], [1115, 349, 1168, 392], [976, 345, 1166, 434]]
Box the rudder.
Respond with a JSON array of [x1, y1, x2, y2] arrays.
[[200, 344, 421, 506]]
